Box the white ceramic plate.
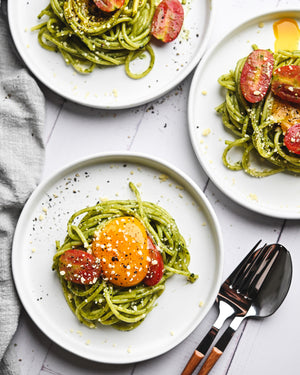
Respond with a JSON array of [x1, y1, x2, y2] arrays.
[[188, 10, 300, 219], [8, 0, 212, 109], [12, 152, 223, 364]]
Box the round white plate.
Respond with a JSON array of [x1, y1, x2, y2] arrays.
[[188, 9, 300, 219], [12, 152, 223, 364], [8, 0, 212, 109]]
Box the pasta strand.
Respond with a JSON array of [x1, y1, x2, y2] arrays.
[[53, 183, 197, 330], [32, 0, 156, 78], [217, 48, 300, 177]]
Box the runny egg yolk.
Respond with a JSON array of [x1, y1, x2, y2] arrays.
[[92, 216, 150, 287], [273, 18, 300, 52]]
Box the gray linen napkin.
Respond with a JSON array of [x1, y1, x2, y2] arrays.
[[0, 2, 45, 374]]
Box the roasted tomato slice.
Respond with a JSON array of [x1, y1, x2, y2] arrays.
[[93, 0, 125, 12], [271, 65, 300, 104], [58, 249, 101, 285], [284, 123, 300, 154], [240, 49, 274, 103], [143, 237, 164, 286], [271, 97, 300, 133], [151, 0, 184, 43]]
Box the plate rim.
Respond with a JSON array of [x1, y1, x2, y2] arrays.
[[12, 151, 224, 363], [188, 8, 300, 220], [7, 0, 214, 109]]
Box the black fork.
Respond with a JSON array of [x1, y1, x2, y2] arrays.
[[181, 241, 278, 375]]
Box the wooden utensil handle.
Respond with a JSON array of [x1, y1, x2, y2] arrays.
[[181, 325, 219, 375], [197, 347, 223, 375], [197, 325, 236, 375], [181, 350, 205, 375]]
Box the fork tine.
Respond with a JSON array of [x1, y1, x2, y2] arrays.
[[246, 244, 280, 298], [237, 243, 280, 298], [228, 239, 262, 287], [235, 243, 269, 293]]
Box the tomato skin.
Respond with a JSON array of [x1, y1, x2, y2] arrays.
[[240, 49, 274, 103], [271, 65, 300, 104], [93, 0, 125, 12], [58, 249, 101, 285], [284, 123, 300, 154], [147, 236, 156, 251], [151, 0, 184, 43], [143, 237, 164, 286]]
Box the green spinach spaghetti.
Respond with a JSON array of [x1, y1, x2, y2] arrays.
[[32, 0, 156, 79], [53, 182, 197, 331], [216, 46, 300, 177]]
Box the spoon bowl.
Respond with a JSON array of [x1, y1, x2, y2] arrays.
[[247, 243, 292, 320]]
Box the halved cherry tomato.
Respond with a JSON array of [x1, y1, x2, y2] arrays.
[[284, 123, 300, 154], [93, 0, 125, 12], [58, 249, 101, 285], [271, 97, 300, 133], [151, 0, 184, 43], [143, 237, 164, 286], [271, 65, 300, 104], [240, 49, 274, 103]]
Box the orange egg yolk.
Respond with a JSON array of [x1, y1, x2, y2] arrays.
[[92, 216, 150, 287], [273, 18, 300, 52]]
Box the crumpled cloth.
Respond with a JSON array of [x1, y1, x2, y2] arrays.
[[0, 2, 45, 374]]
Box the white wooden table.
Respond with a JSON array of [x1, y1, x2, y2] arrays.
[[9, 0, 300, 374]]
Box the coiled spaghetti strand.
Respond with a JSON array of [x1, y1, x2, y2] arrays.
[[53, 183, 196, 330], [33, 0, 157, 78], [217, 48, 300, 176]]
